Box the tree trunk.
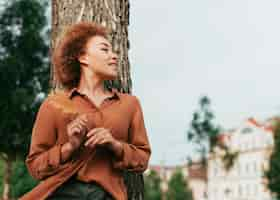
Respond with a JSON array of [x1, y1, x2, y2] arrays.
[[2, 154, 13, 200], [51, 0, 131, 93], [51, 1, 143, 199]]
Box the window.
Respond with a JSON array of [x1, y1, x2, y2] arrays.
[[246, 142, 250, 150], [242, 127, 252, 134], [252, 138, 257, 149], [237, 163, 242, 176], [246, 163, 250, 174], [253, 161, 258, 174], [213, 166, 218, 177], [238, 184, 243, 197]]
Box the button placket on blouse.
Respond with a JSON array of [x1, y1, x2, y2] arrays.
[[81, 95, 116, 127]]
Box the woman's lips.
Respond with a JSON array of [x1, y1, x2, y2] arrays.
[[108, 64, 118, 72], [108, 63, 118, 69]]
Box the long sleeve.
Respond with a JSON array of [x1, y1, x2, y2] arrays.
[[112, 97, 151, 172], [26, 99, 64, 180]]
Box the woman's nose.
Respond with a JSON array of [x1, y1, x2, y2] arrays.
[[111, 52, 118, 61]]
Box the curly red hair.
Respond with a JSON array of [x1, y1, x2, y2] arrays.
[[52, 22, 108, 89]]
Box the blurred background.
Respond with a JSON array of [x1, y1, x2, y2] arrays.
[[1, 0, 280, 199]]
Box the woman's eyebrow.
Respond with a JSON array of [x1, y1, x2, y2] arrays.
[[98, 42, 111, 48]]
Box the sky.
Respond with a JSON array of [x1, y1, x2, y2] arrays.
[[128, 0, 280, 166]]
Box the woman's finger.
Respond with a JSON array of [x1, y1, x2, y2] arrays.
[[73, 119, 86, 130], [87, 136, 106, 148], [77, 117, 87, 127], [86, 128, 105, 138], [84, 131, 104, 147], [79, 114, 89, 123], [71, 124, 86, 135], [84, 134, 98, 147], [85, 129, 109, 147], [71, 127, 81, 136], [76, 123, 85, 132]]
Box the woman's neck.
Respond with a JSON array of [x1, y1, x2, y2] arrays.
[[77, 68, 107, 96]]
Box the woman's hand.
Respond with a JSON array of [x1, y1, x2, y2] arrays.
[[84, 128, 123, 158], [66, 114, 88, 150]]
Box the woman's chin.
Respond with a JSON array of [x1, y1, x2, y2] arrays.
[[102, 73, 118, 80]]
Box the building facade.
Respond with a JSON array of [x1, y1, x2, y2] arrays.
[[207, 118, 274, 200]]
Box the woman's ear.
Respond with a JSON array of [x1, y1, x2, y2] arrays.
[[78, 54, 89, 66]]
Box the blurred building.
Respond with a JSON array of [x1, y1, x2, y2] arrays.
[[146, 163, 207, 200], [147, 118, 277, 200], [207, 118, 274, 200], [188, 162, 208, 200]]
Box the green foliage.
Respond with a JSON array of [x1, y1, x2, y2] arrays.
[[144, 170, 162, 200], [0, 0, 49, 197], [0, 159, 38, 198], [0, 160, 3, 195], [265, 122, 280, 198], [0, 0, 49, 157], [166, 169, 193, 200], [221, 148, 239, 171], [187, 96, 220, 160], [11, 160, 39, 198]]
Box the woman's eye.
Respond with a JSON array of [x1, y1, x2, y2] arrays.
[[101, 48, 109, 52]]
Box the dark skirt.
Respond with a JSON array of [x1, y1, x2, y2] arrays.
[[47, 177, 114, 200]]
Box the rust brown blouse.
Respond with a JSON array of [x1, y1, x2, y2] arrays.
[[20, 88, 151, 200]]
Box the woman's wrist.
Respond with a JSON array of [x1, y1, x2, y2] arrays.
[[61, 142, 76, 163], [111, 140, 124, 159]]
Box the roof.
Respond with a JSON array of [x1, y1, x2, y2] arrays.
[[188, 163, 207, 180]]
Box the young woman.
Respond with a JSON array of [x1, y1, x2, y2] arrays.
[[20, 22, 151, 200]]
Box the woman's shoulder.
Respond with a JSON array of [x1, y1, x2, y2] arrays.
[[117, 91, 138, 102], [117, 92, 142, 109], [40, 90, 76, 112], [43, 90, 68, 103]]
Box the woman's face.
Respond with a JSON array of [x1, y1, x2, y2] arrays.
[[79, 36, 118, 80]]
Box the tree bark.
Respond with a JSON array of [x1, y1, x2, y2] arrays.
[[2, 154, 13, 200], [51, 1, 143, 199], [51, 0, 131, 93]]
